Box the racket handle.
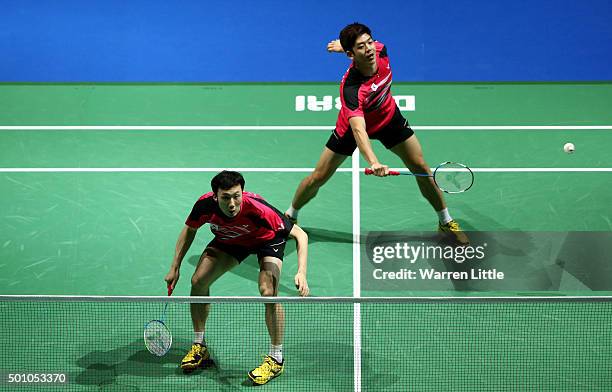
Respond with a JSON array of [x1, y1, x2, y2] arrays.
[[167, 285, 173, 296], [364, 168, 401, 176]]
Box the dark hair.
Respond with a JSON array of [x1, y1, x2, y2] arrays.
[[211, 170, 245, 193], [339, 23, 372, 52]]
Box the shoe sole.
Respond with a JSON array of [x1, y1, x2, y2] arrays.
[[247, 368, 283, 385], [437, 230, 469, 246], [181, 357, 213, 373]]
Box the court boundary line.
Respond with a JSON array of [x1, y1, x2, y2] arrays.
[[351, 151, 362, 392], [1, 167, 611, 173], [1, 125, 612, 131]]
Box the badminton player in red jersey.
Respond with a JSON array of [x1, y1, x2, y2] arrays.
[[285, 23, 468, 245], [165, 171, 309, 385]]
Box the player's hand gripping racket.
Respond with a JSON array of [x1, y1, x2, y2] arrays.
[[365, 161, 474, 194], [144, 285, 173, 356]]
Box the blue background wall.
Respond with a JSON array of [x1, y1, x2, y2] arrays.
[[1, 0, 611, 82]]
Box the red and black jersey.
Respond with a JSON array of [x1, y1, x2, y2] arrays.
[[335, 42, 396, 137], [185, 191, 292, 247]]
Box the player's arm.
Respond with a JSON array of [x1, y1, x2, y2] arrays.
[[164, 225, 198, 291], [289, 224, 310, 297], [349, 116, 389, 176], [328, 39, 382, 53], [327, 39, 344, 53]]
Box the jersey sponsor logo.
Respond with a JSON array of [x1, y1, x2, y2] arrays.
[[371, 73, 391, 92], [295, 95, 415, 112], [210, 223, 252, 240], [365, 85, 391, 112]]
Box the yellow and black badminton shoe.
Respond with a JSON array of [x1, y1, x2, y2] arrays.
[[248, 355, 284, 385], [438, 219, 469, 245], [180, 343, 210, 372]]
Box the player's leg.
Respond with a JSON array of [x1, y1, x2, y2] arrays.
[[390, 136, 469, 244], [182, 246, 239, 371], [190, 246, 239, 332], [259, 256, 284, 346], [373, 108, 468, 244], [286, 146, 347, 223], [248, 256, 285, 384], [390, 136, 446, 211]]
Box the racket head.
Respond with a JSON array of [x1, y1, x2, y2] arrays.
[[144, 319, 172, 356], [433, 162, 474, 193]]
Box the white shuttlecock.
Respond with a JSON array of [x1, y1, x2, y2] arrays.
[[563, 142, 575, 154]]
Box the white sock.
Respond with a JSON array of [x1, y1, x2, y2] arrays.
[[194, 332, 205, 345], [437, 208, 453, 225], [286, 206, 299, 219], [269, 344, 283, 363]]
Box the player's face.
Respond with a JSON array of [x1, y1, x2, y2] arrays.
[[350, 33, 376, 66], [215, 185, 243, 218]]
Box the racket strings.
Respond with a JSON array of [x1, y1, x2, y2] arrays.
[[433, 163, 474, 193], [145, 321, 172, 356]]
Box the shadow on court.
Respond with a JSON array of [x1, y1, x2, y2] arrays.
[[361, 203, 601, 292], [73, 338, 375, 390], [73, 338, 254, 390], [73, 339, 183, 385], [300, 226, 353, 245], [451, 203, 566, 291]]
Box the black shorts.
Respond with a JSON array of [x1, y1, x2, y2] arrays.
[[325, 106, 415, 156], [206, 234, 288, 263]]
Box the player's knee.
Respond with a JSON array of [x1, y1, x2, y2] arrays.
[[308, 170, 331, 188], [259, 283, 276, 297], [408, 158, 429, 173], [191, 274, 211, 290]]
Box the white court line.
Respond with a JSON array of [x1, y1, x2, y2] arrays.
[[351, 150, 362, 392], [0, 167, 345, 173], [466, 168, 612, 172], [416, 126, 612, 130], [0, 126, 329, 131], [1, 125, 612, 131], [351, 154, 362, 297], [0, 167, 611, 173]]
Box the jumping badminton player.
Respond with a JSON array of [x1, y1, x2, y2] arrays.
[[285, 23, 469, 245]]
